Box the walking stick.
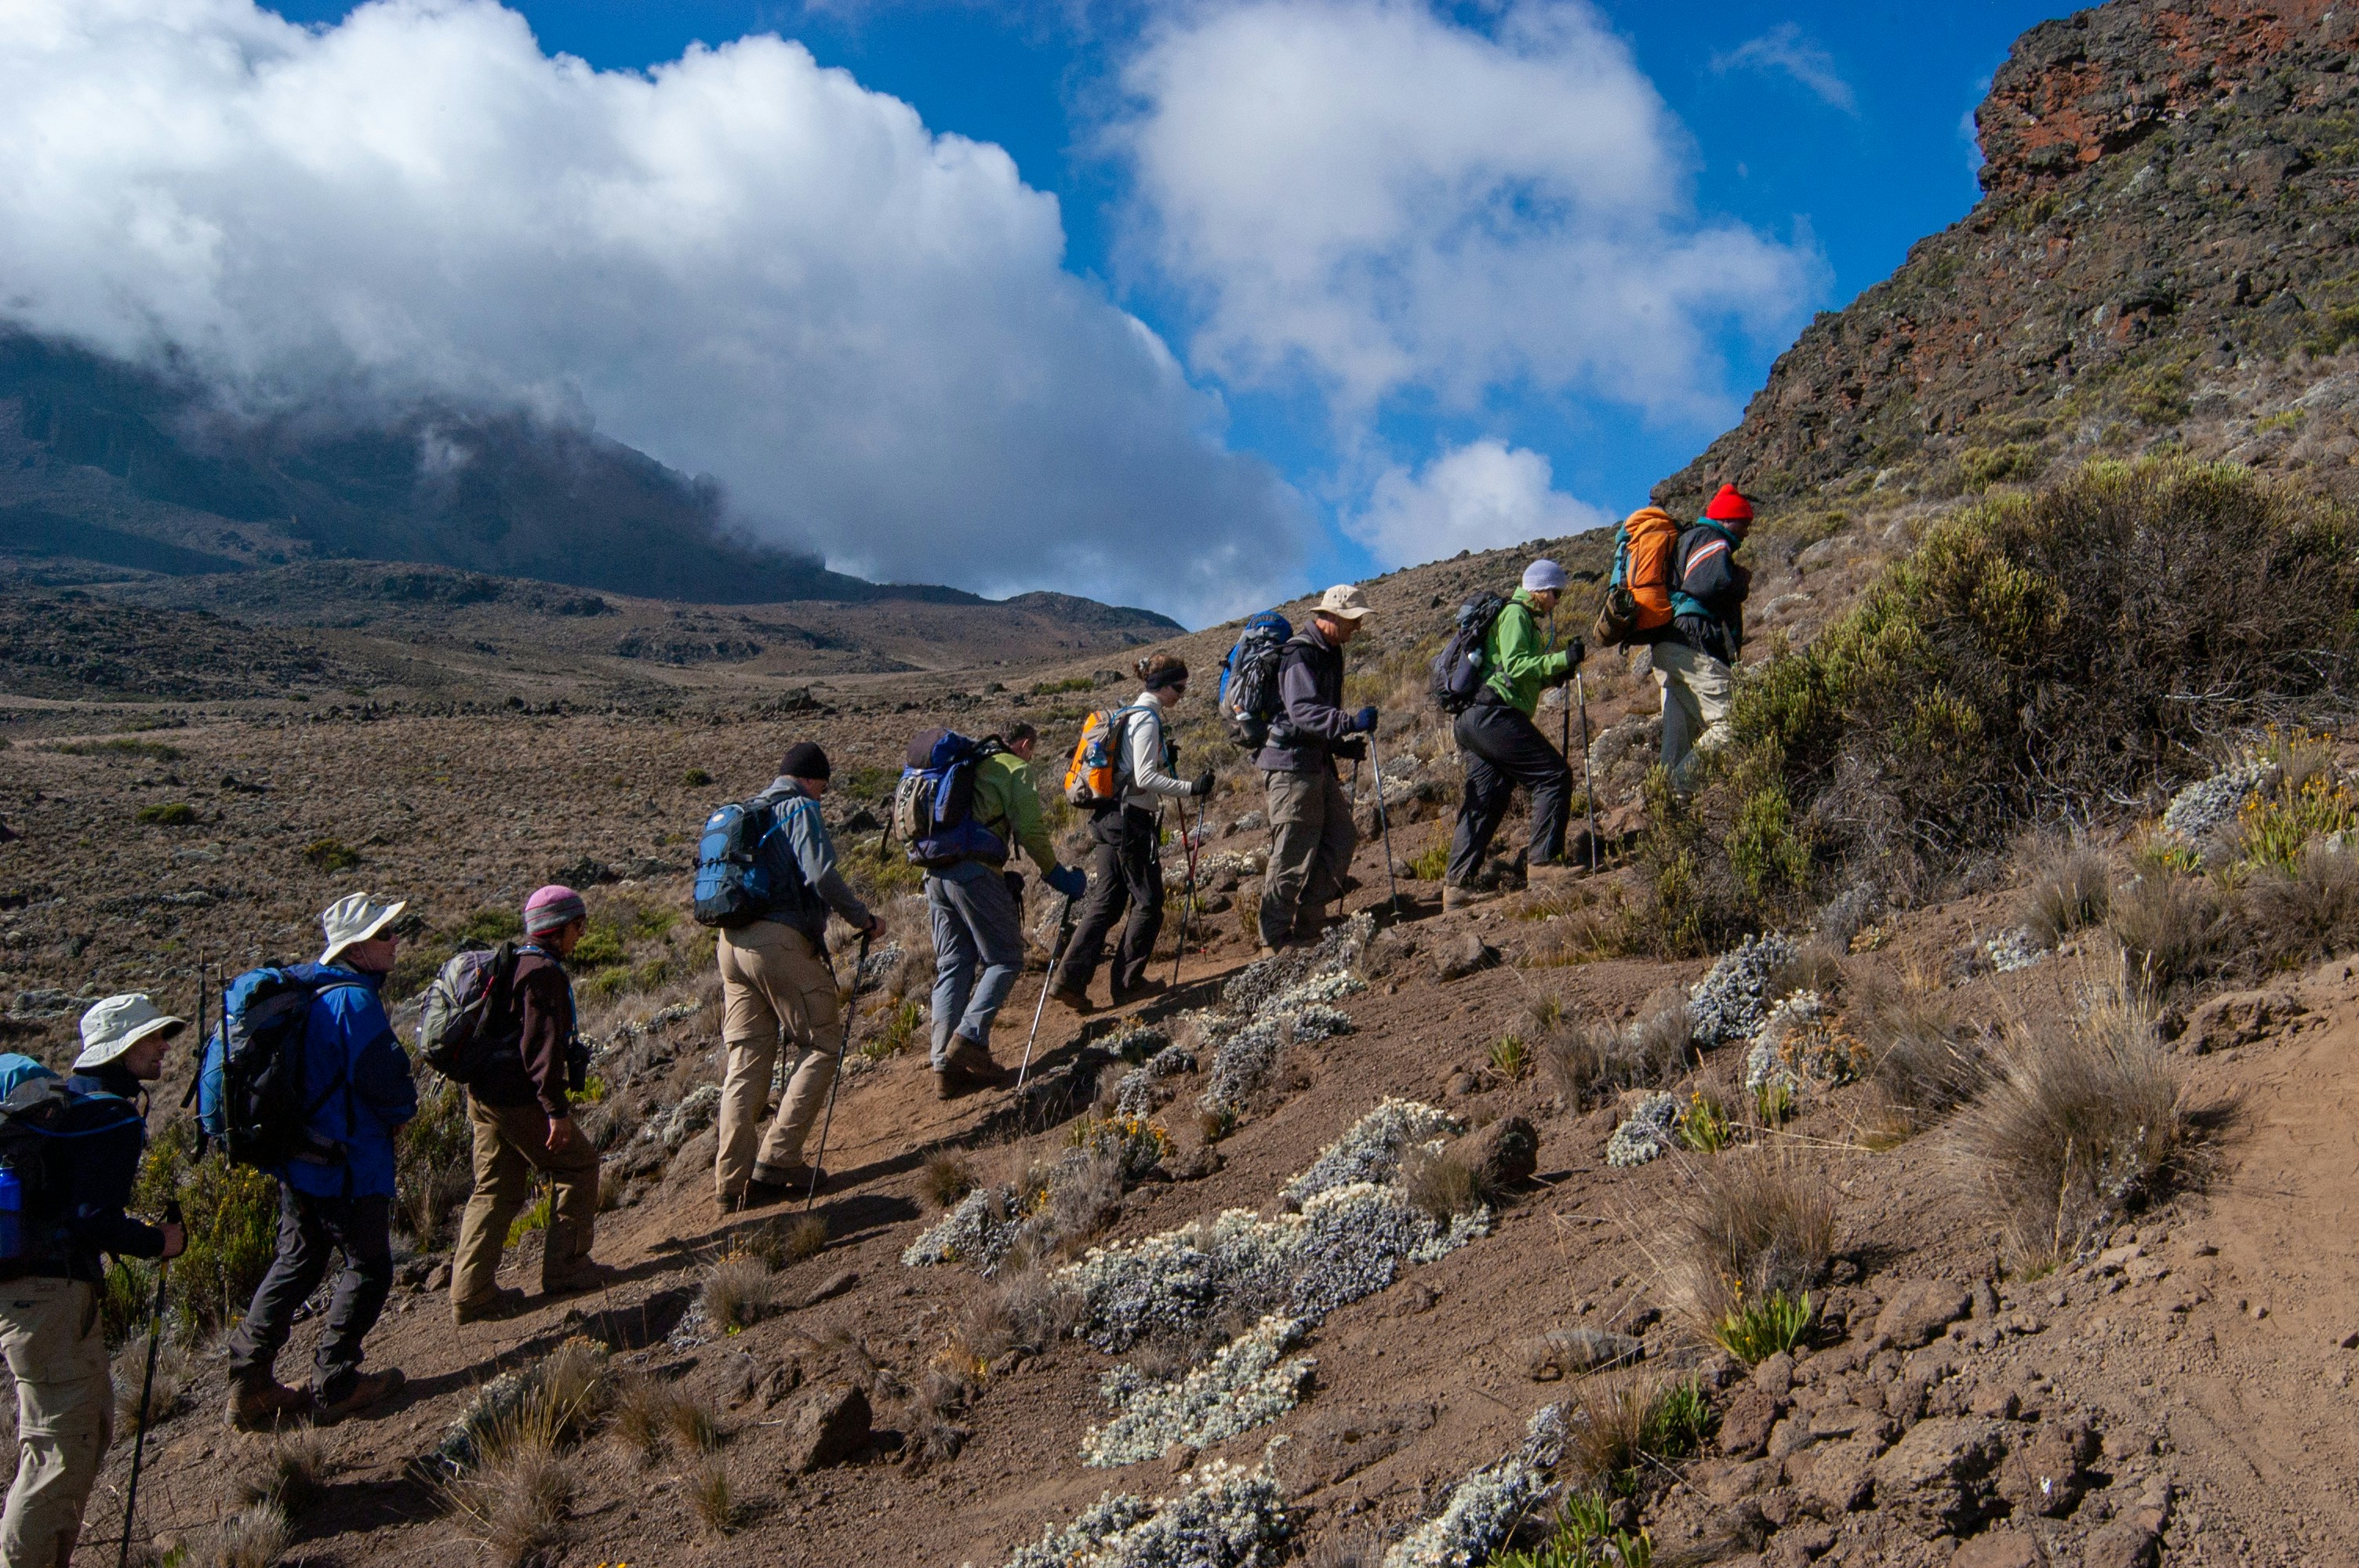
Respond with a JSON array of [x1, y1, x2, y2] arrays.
[[804, 931, 871, 1214], [1575, 671, 1601, 873], [1018, 895, 1078, 1092], [1170, 797, 1201, 989], [118, 1198, 182, 1568], [1366, 734, 1402, 916]]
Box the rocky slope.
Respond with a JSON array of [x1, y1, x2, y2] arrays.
[[1657, 0, 2359, 525]]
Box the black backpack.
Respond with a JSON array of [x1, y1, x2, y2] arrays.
[[417, 942, 525, 1086], [197, 965, 361, 1170], [1217, 612, 1293, 751], [0, 1076, 140, 1264], [1429, 593, 1510, 714]]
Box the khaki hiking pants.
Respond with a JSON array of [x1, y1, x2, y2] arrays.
[[1654, 641, 1733, 793], [1259, 766, 1355, 947], [451, 1097, 601, 1310], [0, 1277, 109, 1568], [716, 920, 843, 1200]]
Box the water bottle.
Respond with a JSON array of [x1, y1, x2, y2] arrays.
[[0, 1166, 23, 1262]]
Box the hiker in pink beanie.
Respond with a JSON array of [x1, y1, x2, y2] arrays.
[[449, 884, 609, 1323]]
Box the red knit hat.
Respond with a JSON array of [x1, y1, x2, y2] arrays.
[[1704, 484, 1754, 524]]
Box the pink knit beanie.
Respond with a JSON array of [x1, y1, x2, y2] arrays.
[[523, 884, 587, 936]]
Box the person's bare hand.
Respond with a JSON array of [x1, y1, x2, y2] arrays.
[[158, 1222, 187, 1261], [547, 1116, 580, 1155]]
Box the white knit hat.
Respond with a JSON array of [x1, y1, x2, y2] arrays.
[[317, 891, 408, 967], [1521, 558, 1568, 592], [75, 993, 186, 1070]]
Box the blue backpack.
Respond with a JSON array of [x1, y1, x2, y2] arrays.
[[895, 729, 1011, 870], [0, 1065, 136, 1263], [692, 799, 783, 929], [198, 965, 362, 1170], [1217, 612, 1293, 751]]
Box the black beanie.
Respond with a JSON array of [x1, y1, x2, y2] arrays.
[[780, 742, 831, 780]]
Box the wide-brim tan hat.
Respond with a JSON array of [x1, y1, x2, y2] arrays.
[[75, 993, 187, 1071], [1316, 583, 1375, 619], [317, 891, 408, 967]]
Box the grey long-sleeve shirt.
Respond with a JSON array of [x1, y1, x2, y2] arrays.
[[749, 775, 874, 940], [1119, 694, 1194, 812]]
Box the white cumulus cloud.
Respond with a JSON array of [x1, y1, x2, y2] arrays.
[[1107, 0, 1822, 423], [1350, 438, 1609, 568], [0, 0, 1302, 621]]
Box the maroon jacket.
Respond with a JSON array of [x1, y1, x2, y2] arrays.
[[470, 944, 576, 1117]]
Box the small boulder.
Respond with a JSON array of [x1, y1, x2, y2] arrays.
[[1717, 1384, 1787, 1459], [1874, 1279, 1975, 1351], [1950, 1529, 2048, 1568], [1997, 1414, 2095, 1519], [782, 1379, 872, 1472], [1870, 1417, 2008, 1538], [1434, 933, 1499, 982], [2181, 985, 2303, 1054], [1752, 1350, 1796, 1399], [1795, 1433, 1884, 1516], [1461, 1115, 1539, 1189]]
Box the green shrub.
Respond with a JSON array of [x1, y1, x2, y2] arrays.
[[302, 838, 362, 872], [133, 1120, 279, 1338], [837, 764, 896, 803], [570, 920, 627, 969], [1406, 840, 1449, 881], [136, 802, 198, 826], [56, 737, 183, 761], [1958, 443, 2045, 492], [461, 907, 525, 944], [1493, 1493, 1655, 1568], [1030, 676, 1093, 695], [683, 767, 713, 787], [398, 1075, 474, 1244]]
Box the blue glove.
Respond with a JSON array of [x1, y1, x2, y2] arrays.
[[1354, 706, 1379, 733], [1046, 864, 1088, 901]]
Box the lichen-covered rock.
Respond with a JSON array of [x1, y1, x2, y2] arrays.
[[2160, 757, 2274, 848], [1743, 990, 1866, 1098], [1114, 1045, 1199, 1118], [1083, 1316, 1314, 1468], [1983, 927, 2048, 973], [1688, 933, 1798, 1044], [1605, 1092, 1679, 1167]]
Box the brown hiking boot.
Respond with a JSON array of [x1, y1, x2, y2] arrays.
[[1442, 884, 1500, 911], [224, 1377, 309, 1433], [451, 1285, 529, 1326], [933, 1063, 971, 1100], [313, 1367, 405, 1425], [541, 1258, 618, 1298], [946, 1038, 1012, 1088], [750, 1170, 817, 1203], [1049, 985, 1095, 1015]]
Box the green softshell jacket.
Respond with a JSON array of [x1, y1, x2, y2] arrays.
[[972, 750, 1058, 876], [1483, 589, 1574, 715]]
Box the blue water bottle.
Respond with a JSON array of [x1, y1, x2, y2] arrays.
[[0, 1166, 22, 1261]]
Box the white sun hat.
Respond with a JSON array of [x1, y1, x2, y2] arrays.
[[317, 891, 408, 967], [75, 993, 187, 1071]]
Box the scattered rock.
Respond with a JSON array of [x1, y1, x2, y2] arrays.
[[798, 1269, 860, 1309], [2181, 985, 2305, 1053], [1753, 1351, 1796, 1399], [1874, 1279, 1975, 1351], [1870, 1417, 2008, 1538], [1950, 1528, 2048, 1568], [1524, 1327, 1641, 1381], [1795, 1433, 1884, 1515], [782, 1379, 872, 1472], [1720, 1385, 1788, 1459], [1997, 1414, 2095, 1519], [1460, 1114, 1538, 1190], [1434, 933, 1499, 982]]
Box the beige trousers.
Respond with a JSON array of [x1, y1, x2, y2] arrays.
[[451, 1097, 602, 1308], [1654, 641, 1734, 793], [0, 1277, 109, 1568], [715, 920, 843, 1200]]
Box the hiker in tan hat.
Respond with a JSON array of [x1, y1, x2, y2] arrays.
[[0, 996, 184, 1567], [1256, 584, 1378, 953], [224, 893, 416, 1431]]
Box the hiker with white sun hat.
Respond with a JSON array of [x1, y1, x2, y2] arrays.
[[0, 993, 185, 1566], [222, 892, 419, 1432]]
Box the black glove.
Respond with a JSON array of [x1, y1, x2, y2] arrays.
[[1333, 737, 1367, 763], [1190, 769, 1216, 798], [1565, 637, 1586, 672], [1004, 870, 1026, 908]]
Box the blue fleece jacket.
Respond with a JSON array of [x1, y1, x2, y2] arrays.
[[276, 968, 416, 1201]]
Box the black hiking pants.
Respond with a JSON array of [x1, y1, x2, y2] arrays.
[[224, 1188, 394, 1403], [1446, 699, 1572, 887], [1054, 805, 1165, 997]]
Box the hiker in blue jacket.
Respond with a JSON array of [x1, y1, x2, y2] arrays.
[[224, 892, 418, 1432]]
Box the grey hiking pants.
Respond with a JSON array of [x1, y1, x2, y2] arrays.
[[1258, 766, 1355, 947], [225, 1189, 394, 1403], [927, 867, 1027, 1065]]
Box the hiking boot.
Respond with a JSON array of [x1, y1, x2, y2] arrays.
[[1049, 985, 1095, 1016], [450, 1285, 529, 1326], [312, 1367, 405, 1425], [224, 1377, 308, 1433], [541, 1258, 618, 1298], [933, 1063, 972, 1101], [750, 1171, 817, 1203], [1110, 978, 1166, 1007], [1442, 884, 1500, 911], [945, 1039, 1012, 1088]]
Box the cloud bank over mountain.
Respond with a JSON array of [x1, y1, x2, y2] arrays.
[[0, 0, 1300, 620]]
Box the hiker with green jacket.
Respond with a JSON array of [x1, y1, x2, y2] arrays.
[[1443, 560, 1583, 908], [1658, 485, 1754, 793], [929, 723, 1086, 1098]]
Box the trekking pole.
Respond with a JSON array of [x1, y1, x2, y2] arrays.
[[1017, 895, 1078, 1092], [118, 1199, 182, 1568], [1366, 734, 1402, 916], [1575, 671, 1601, 873], [1170, 796, 1201, 989], [803, 932, 870, 1214]]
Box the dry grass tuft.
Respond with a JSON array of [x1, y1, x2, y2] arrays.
[[205, 1503, 291, 1568], [1401, 1146, 1486, 1222], [447, 1432, 574, 1567], [236, 1428, 334, 1515], [1655, 1148, 1837, 1331], [955, 1265, 1082, 1363], [2248, 842, 2359, 965], [1536, 985, 1692, 1109], [686, 1455, 736, 1536], [1768, 939, 1846, 1000], [1845, 960, 1991, 1128], [2106, 869, 2239, 994], [1949, 976, 2191, 1269], [701, 1247, 785, 1333], [113, 1331, 198, 1429], [1560, 1373, 1656, 1483], [2019, 842, 2116, 946], [921, 1152, 979, 1211], [783, 1214, 831, 1262], [668, 1388, 724, 1454]]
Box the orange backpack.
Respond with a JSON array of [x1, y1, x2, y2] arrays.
[[1592, 506, 1681, 645], [1063, 705, 1148, 808]]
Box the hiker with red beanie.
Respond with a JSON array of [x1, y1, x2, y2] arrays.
[[1659, 484, 1756, 793], [449, 884, 607, 1323]]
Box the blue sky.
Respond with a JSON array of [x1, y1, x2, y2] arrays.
[[11, 0, 2078, 619]]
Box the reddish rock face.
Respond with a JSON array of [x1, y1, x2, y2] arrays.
[[1654, 0, 2359, 527]]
